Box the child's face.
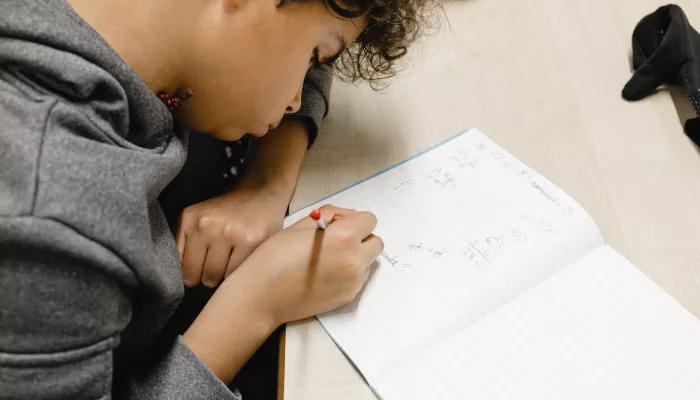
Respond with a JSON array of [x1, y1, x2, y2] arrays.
[[180, 0, 366, 140]]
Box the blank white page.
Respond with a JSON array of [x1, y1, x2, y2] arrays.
[[285, 129, 603, 384], [377, 246, 700, 400]]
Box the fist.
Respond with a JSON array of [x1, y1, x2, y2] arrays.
[[232, 205, 385, 325], [176, 187, 286, 287]]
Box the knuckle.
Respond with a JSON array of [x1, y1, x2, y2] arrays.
[[333, 230, 356, 247], [222, 224, 236, 240], [345, 254, 361, 269], [196, 215, 213, 230], [244, 229, 264, 245], [333, 259, 358, 281], [319, 204, 342, 215], [344, 254, 365, 275], [223, 223, 247, 244]]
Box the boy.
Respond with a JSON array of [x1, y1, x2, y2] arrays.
[[0, 0, 432, 398]]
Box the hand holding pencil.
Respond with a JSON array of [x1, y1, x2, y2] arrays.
[[310, 209, 329, 229], [211, 204, 384, 327], [183, 204, 383, 381]]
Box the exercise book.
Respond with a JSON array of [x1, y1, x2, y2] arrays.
[[284, 129, 700, 399]]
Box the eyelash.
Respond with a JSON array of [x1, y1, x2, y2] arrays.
[[310, 48, 321, 67]]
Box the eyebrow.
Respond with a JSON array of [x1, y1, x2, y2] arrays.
[[318, 32, 347, 66]]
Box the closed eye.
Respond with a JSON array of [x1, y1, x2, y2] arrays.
[[310, 34, 347, 67], [310, 48, 321, 66]]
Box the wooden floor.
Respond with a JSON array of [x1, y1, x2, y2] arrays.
[[283, 1, 700, 399]]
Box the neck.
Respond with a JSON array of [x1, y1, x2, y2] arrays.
[[68, 0, 192, 94]]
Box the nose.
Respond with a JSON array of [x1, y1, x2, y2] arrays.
[[285, 83, 303, 114]]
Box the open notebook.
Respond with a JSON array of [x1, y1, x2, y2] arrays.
[[284, 129, 700, 399]]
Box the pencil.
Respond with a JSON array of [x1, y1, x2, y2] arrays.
[[309, 209, 328, 230]]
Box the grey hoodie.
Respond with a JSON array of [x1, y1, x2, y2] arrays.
[[0, 0, 331, 398]]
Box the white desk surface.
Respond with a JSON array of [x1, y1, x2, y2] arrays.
[[283, 1, 700, 398]]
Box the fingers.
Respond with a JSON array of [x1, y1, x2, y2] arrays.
[[352, 236, 383, 302], [224, 245, 252, 278], [201, 241, 232, 287], [328, 207, 356, 222], [360, 234, 384, 262], [292, 204, 379, 244], [291, 204, 356, 229], [182, 233, 207, 287], [332, 210, 378, 241], [319, 204, 356, 216]]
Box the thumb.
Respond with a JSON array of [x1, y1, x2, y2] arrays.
[[622, 62, 665, 101], [290, 205, 356, 229]]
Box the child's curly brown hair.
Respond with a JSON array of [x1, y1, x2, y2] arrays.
[[330, 0, 440, 88], [284, 0, 440, 88]]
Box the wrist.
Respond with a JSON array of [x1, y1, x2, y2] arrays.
[[182, 272, 279, 383]]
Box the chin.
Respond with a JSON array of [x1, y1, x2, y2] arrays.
[[247, 129, 269, 138], [247, 123, 276, 138], [212, 127, 247, 141]]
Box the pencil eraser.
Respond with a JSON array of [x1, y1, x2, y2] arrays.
[[310, 209, 321, 221]]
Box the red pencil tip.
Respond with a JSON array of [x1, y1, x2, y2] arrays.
[[310, 209, 321, 221]]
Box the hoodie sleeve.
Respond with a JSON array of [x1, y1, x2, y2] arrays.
[[0, 218, 241, 400], [0, 59, 240, 400], [291, 65, 333, 147]]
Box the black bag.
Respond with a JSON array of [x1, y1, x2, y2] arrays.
[[622, 4, 700, 145]]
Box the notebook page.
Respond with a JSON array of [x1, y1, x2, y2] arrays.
[[376, 246, 700, 400], [284, 129, 603, 383]]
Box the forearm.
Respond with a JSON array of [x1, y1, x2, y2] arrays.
[[182, 271, 278, 384], [238, 117, 310, 203]]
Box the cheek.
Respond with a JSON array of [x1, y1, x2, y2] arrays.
[[180, 65, 278, 134], [239, 46, 311, 121], [184, 19, 314, 132], [256, 60, 307, 106], [213, 61, 307, 134]]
